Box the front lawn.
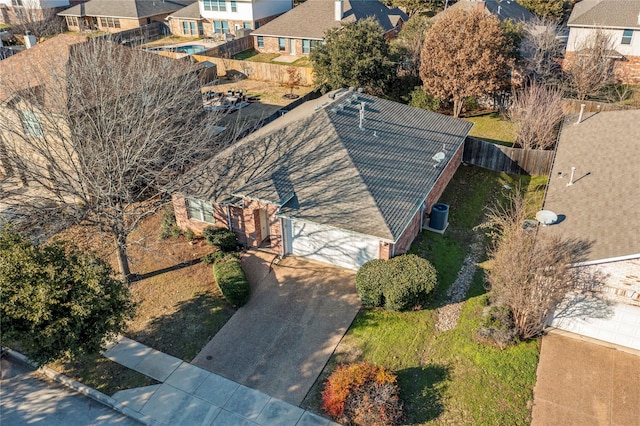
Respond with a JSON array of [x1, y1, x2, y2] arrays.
[[464, 112, 517, 147], [301, 166, 546, 424]]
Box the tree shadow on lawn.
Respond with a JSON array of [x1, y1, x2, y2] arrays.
[[398, 364, 450, 424], [130, 257, 203, 282], [126, 292, 235, 362]]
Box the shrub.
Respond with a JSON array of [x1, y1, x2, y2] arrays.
[[356, 255, 437, 311], [203, 251, 240, 265], [184, 229, 196, 242], [355, 259, 388, 307], [159, 206, 181, 239], [477, 305, 518, 349], [202, 226, 238, 252], [213, 257, 250, 307], [322, 362, 404, 426]]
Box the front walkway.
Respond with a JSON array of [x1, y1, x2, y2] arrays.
[[192, 250, 360, 405], [104, 337, 336, 426], [531, 330, 640, 426]]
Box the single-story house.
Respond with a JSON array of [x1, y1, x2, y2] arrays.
[[58, 0, 194, 33], [250, 0, 408, 56], [173, 89, 473, 270], [542, 110, 640, 350]]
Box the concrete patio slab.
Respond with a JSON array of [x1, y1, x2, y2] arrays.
[[134, 350, 183, 382], [212, 409, 258, 426], [273, 55, 299, 63], [223, 385, 271, 421], [297, 411, 333, 426], [255, 398, 304, 425], [532, 330, 640, 426], [193, 372, 240, 407], [112, 384, 161, 412], [165, 362, 210, 393], [103, 336, 153, 369], [192, 251, 359, 405]]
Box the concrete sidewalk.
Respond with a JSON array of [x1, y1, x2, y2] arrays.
[[104, 336, 337, 426]]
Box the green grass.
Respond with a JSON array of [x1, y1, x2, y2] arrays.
[[232, 49, 311, 67], [0, 23, 10, 30], [464, 112, 517, 146], [302, 166, 546, 424]]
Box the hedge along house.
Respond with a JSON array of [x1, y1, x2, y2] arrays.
[[173, 90, 472, 270], [250, 0, 407, 57]]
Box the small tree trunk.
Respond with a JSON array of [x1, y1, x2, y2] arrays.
[[453, 97, 463, 118], [114, 233, 131, 281]]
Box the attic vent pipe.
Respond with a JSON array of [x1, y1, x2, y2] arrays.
[[359, 102, 365, 130], [567, 167, 576, 186], [576, 104, 586, 124]]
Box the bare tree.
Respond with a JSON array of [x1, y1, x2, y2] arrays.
[[392, 14, 430, 78], [565, 29, 616, 101], [4, 1, 66, 42], [520, 18, 564, 85], [283, 66, 301, 98], [419, 9, 512, 118], [0, 38, 228, 280], [506, 83, 564, 150], [480, 190, 599, 340]]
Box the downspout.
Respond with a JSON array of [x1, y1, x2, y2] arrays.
[[279, 216, 285, 257], [391, 243, 395, 258], [226, 205, 232, 230]]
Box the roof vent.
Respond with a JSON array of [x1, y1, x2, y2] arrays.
[[338, 104, 345, 110], [330, 108, 338, 114], [432, 152, 446, 163]]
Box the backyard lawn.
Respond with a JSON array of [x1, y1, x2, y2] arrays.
[[464, 112, 517, 146], [301, 166, 547, 425], [232, 49, 311, 67]]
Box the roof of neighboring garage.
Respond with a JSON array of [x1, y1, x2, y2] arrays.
[[439, 0, 536, 23], [178, 90, 472, 242], [251, 0, 408, 40], [539, 110, 640, 262], [167, 1, 201, 20], [58, 0, 195, 19], [567, 0, 640, 29]]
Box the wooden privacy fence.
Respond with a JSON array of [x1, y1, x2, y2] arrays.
[[199, 36, 254, 59], [561, 98, 637, 114], [463, 137, 554, 176], [99, 22, 167, 46], [191, 55, 315, 86]]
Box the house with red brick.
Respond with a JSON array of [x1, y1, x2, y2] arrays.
[[0, 0, 76, 25], [541, 110, 640, 350], [173, 89, 472, 270], [250, 0, 407, 56], [58, 0, 194, 33], [565, 0, 640, 84]]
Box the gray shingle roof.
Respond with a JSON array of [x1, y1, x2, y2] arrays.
[[167, 1, 201, 19], [443, 0, 536, 22], [539, 110, 640, 262], [180, 92, 472, 242], [58, 0, 195, 19], [251, 0, 408, 40], [568, 0, 640, 29]]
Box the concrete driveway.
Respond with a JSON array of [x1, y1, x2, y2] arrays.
[[532, 330, 640, 426], [192, 250, 360, 406]]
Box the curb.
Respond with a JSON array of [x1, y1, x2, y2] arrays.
[[3, 348, 161, 426]]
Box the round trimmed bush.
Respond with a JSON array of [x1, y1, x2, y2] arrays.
[[202, 226, 238, 252], [322, 362, 404, 426], [213, 257, 250, 307], [356, 255, 437, 311]]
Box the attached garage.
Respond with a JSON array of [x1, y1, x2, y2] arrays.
[[284, 219, 380, 270]]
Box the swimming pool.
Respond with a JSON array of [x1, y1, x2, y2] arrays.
[[174, 45, 207, 55]]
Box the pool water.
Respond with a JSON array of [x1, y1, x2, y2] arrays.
[[175, 45, 206, 55]]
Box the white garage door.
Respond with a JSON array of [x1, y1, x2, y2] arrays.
[[285, 219, 380, 270]]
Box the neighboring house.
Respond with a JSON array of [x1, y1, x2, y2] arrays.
[[0, 0, 74, 24], [438, 0, 536, 23], [58, 0, 194, 33], [166, 0, 292, 39], [541, 110, 640, 350], [173, 89, 472, 270], [250, 0, 407, 56], [565, 0, 640, 84]]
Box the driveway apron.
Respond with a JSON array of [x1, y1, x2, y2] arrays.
[[192, 250, 360, 405]]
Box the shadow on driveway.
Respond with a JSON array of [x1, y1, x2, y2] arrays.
[[191, 250, 360, 406]]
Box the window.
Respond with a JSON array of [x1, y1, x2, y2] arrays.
[[198, 21, 204, 35], [231, 0, 237, 12], [302, 39, 309, 54], [20, 111, 44, 137], [182, 21, 189, 35], [186, 198, 215, 223], [257, 35, 264, 48], [11, 0, 23, 6], [213, 20, 229, 34], [66, 16, 78, 27], [203, 0, 226, 12], [622, 29, 633, 45], [190, 21, 196, 35], [243, 22, 251, 29], [278, 37, 285, 51], [99, 17, 120, 29], [303, 39, 320, 53]]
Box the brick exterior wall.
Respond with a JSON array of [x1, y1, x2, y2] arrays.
[[587, 258, 640, 306], [564, 51, 640, 85], [390, 143, 463, 256], [172, 194, 282, 252]]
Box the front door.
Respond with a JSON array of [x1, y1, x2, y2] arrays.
[[289, 38, 296, 55], [259, 209, 269, 242]]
